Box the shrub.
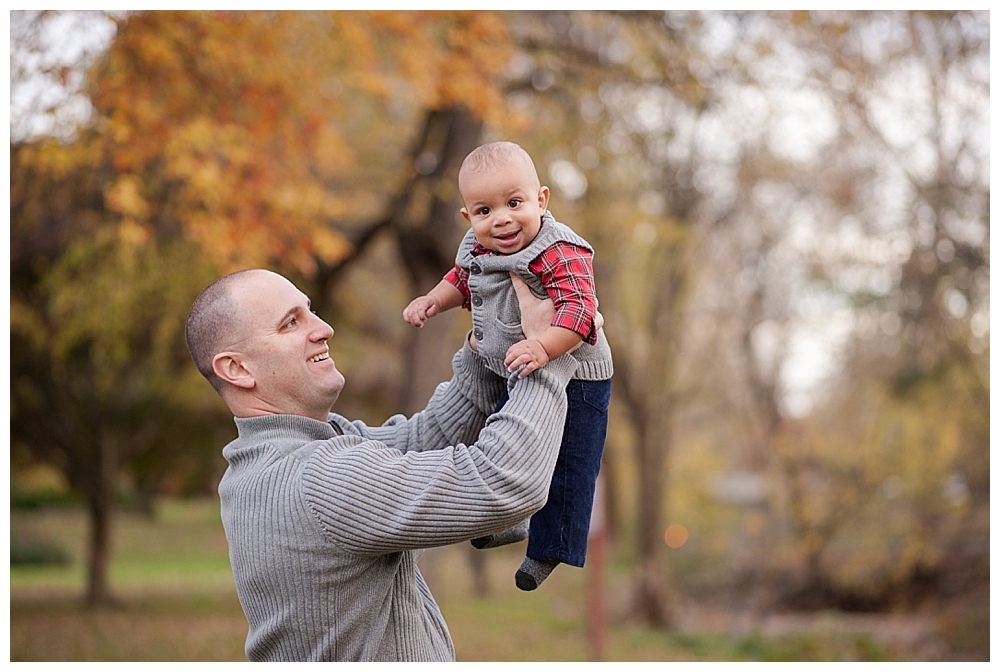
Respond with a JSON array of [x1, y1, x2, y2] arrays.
[[10, 533, 73, 566]]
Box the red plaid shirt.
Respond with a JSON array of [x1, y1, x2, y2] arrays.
[[444, 240, 599, 345]]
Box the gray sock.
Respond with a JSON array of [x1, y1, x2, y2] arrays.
[[515, 557, 560, 591], [471, 519, 530, 550]]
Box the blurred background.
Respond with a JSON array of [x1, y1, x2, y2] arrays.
[[9, 10, 989, 662]]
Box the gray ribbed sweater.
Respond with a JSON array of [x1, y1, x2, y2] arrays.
[[218, 340, 578, 661]]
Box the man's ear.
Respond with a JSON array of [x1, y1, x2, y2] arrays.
[[460, 207, 471, 224], [537, 186, 550, 211], [213, 352, 255, 389]]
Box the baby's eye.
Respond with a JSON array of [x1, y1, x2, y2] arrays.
[[508, 199, 521, 208], [478, 207, 491, 216]]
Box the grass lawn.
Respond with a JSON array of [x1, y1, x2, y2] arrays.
[[10, 500, 246, 662], [10, 499, 939, 662]]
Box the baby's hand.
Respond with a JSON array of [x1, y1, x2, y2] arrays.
[[403, 295, 441, 328], [504, 339, 550, 378]]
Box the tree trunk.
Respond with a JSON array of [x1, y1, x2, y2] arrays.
[[395, 106, 483, 414], [617, 354, 675, 628], [467, 545, 489, 597], [400, 308, 464, 416], [85, 435, 118, 607], [634, 421, 674, 627]]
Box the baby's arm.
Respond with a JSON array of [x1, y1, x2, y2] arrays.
[[505, 326, 583, 378], [506, 241, 603, 378], [403, 279, 465, 328]]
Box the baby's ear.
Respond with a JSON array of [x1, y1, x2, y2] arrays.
[[537, 186, 550, 211], [460, 207, 471, 223]]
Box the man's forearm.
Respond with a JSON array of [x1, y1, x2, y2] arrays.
[[310, 351, 579, 555], [445, 336, 505, 419], [410, 338, 503, 450], [462, 353, 579, 521]]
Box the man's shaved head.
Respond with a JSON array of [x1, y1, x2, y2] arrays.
[[185, 268, 265, 392]]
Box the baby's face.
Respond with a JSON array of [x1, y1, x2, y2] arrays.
[[460, 161, 549, 254]]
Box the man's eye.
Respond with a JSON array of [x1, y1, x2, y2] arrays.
[[285, 318, 297, 328]]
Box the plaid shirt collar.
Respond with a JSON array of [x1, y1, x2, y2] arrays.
[[470, 241, 493, 257]]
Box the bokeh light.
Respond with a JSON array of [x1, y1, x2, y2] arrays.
[[664, 524, 689, 549]]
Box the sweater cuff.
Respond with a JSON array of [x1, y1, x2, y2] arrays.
[[536, 352, 578, 387], [451, 332, 503, 411]]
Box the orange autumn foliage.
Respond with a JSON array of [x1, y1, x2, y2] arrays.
[[87, 10, 514, 276]]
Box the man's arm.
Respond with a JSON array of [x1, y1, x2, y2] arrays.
[[331, 335, 503, 452], [305, 350, 578, 556], [353, 273, 561, 452], [308, 279, 576, 555]]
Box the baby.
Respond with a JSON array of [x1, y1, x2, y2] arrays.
[[404, 141, 613, 591]]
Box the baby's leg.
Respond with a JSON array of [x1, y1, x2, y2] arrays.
[[518, 378, 611, 590]]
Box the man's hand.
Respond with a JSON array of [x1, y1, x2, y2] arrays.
[[505, 339, 550, 378], [510, 273, 554, 340], [403, 295, 441, 328], [510, 271, 605, 350]]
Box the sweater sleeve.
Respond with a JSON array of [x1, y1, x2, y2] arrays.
[[331, 336, 504, 453], [303, 351, 578, 556]]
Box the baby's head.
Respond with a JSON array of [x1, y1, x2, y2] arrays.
[[458, 142, 550, 254]]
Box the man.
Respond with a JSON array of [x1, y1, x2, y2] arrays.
[[184, 268, 581, 661]]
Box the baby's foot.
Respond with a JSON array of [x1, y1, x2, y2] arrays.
[[515, 557, 560, 591]]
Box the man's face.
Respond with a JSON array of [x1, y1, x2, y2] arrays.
[[229, 271, 345, 421], [460, 161, 550, 254]]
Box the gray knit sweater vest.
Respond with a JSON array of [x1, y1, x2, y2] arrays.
[[456, 211, 614, 381]]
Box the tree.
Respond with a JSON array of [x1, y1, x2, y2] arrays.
[[10, 9, 516, 605], [495, 10, 722, 626], [769, 10, 989, 607], [674, 10, 990, 609], [14, 9, 985, 631], [10, 139, 225, 604]]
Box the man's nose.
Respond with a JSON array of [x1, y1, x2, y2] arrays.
[[311, 314, 334, 340]]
